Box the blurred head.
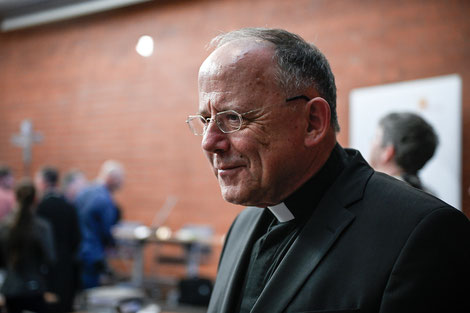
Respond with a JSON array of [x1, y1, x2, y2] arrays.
[[0, 165, 14, 190], [196, 28, 337, 207], [35, 166, 59, 194], [62, 169, 87, 201], [369, 112, 438, 175], [15, 178, 36, 209], [97, 160, 124, 193]]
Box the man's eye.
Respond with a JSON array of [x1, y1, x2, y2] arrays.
[[226, 113, 239, 121]]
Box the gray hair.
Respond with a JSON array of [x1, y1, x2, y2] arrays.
[[379, 112, 438, 174], [62, 169, 85, 189], [209, 28, 339, 132], [98, 160, 124, 181]]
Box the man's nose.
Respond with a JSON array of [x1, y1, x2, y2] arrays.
[[202, 120, 229, 153]]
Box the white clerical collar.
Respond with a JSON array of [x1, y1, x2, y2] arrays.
[[267, 202, 294, 222]]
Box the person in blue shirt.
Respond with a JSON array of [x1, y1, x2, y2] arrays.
[[75, 160, 124, 289]]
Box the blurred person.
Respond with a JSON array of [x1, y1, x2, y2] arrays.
[[75, 160, 124, 289], [0, 166, 15, 221], [62, 169, 88, 203], [35, 166, 81, 313], [0, 179, 55, 313], [369, 112, 438, 191], [187, 27, 470, 313]]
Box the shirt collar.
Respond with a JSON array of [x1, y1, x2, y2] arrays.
[[267, 202, 295, 222], [267, 144, 348, 223]]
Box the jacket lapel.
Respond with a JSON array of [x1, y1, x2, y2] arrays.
[[208, 207, 266, 313], [252, 150, 374, 313]]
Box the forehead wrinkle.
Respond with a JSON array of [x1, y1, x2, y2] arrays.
[[198, 91, 234, 114], [201, 61, 276, 102]]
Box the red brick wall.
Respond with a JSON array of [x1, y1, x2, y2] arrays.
[[1, 0, 469, 279]]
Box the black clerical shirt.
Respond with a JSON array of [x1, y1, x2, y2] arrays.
[[237, 144, 348, 313]]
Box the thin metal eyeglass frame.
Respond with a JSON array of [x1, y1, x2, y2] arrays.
[[186, 95, 311, 136]]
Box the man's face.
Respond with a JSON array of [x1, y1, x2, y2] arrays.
[[198, 41, 308, 207], [369, 125, 385, 169], [0, 174, 14, 190], [108, 173, 124, 193], [34, 173, 46, 194], [5, 175, 14, 189]]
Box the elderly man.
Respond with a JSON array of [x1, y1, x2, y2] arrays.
[[187, 28, 470, 313], [75, 160, 124, 288], [369, 112, 438, 192]]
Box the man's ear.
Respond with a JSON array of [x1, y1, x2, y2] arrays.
[[382, 144, 395, 163], [304, 97, 331, 147]]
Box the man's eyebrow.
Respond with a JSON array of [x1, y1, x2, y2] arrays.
[[198, 92, 234, 115], [197, 108, 210, 116]]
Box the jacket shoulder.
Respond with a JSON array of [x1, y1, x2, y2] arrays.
[[367, 171, 453, 211]]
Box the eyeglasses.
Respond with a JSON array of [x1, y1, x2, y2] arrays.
[[186, 95, 310, 136]]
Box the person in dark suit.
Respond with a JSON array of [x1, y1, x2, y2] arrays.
[[369, 112, 438, 192], [35, 166, 81, 313], [186, 27, 470, 313]]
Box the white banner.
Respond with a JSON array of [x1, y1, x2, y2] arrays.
[[349, 74, 462, 210]]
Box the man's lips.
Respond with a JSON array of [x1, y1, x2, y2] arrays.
[[216, 165, 244, 176], [218, 165, 242, 170]]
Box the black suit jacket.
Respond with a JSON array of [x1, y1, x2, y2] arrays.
[[37, 192, 81, 311], [208, 149, 470, 313]]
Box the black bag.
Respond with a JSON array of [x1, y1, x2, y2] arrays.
[[178, 277, 213, 306], [0, 269, 46, 297]]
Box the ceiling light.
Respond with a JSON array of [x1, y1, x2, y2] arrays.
[[136, 35, 154, 57]]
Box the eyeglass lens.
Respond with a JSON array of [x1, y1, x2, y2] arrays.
[[188, 111, 243, 135], [187, 116, 206, 135], [216, 111, 243, 133]]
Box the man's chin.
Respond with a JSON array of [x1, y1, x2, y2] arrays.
[[220, 187, 269, 207], [220, 185, 248, 205]]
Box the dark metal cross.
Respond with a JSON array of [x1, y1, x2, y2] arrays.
[[11, 119, 43, 177]]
